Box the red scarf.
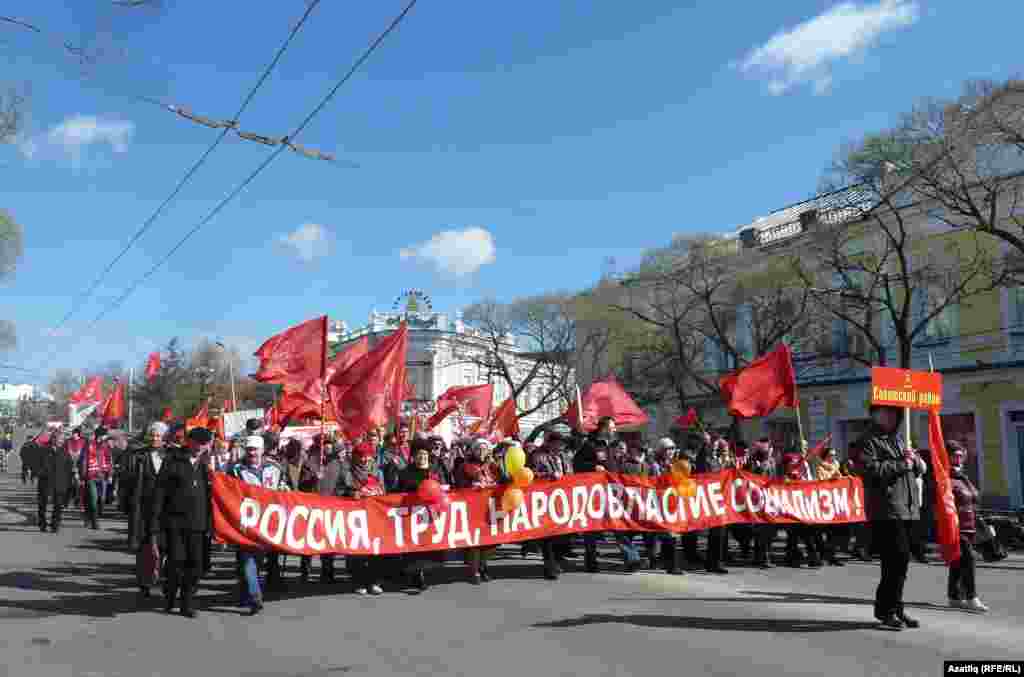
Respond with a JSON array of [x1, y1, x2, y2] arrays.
[[354, 475, 384, 498], [84, 442, 112, 480]]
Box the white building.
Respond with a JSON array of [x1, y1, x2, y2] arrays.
[[331, 291, 570, 441], [0, 383, 48, 416]]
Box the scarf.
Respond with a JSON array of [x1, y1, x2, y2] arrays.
[[84, 442, 111, 480], [815, 458, 840, 481], [351, 459, 380, 495]]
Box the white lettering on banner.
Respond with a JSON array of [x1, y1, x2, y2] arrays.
[[793, 492, 808, 521], [624, 487, 643, 520], [607, 484, 626, 520], [487, 498, 508, 537], [707, 482, 726, 517], [763, 487, 779, 517], [549, 489, 570, 525], [285, 505, 309, 551], [240, 498, 261, 530], [643, 489, 663, 524], [569, 485, 589, 529], [510, 501, 531, 533], [780, 491, 795, 518], [747, 484, 765, 514], [324, 510, 347, 549], [688, 486, 711, 521], [410, 506, 430, 545], [819, 490, 835, 521], [587, 484, 607, 522], [730, 479, 745, 514], [387, 507, 409, 548], [809, 491, 823, 521], [307, 509, 326, 551], [430, 509, 448, 545], [833, 488, 850, 517], [260, 504, 287, 545], [447, 503, 474, 548], [662, 488, 679, 523], [348, 511, 370, 551], [531, 490, 549, 530]]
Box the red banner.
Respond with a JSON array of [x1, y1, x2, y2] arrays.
[[212, 470, 866, 557]]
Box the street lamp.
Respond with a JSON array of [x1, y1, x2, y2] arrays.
[[215, 341, 238, 411]]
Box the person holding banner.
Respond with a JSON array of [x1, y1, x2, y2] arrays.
[[397, 439, 449, 591], [855, 405, 925, 630], [573, 417, 619, 573], [337, 442, 387, 595], [455, 438, 502, 584], [947, 441, 989, 613]]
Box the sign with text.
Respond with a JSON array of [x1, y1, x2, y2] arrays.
[[870, 367, 943, 411], [212, 470, 866, 557]]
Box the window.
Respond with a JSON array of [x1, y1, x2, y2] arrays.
[[702, 337, 729, 373], [914, 285, 957, 342], [1011, 286, 1024, 331]]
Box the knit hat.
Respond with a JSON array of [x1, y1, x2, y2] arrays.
[[353, 442, 376, 461]]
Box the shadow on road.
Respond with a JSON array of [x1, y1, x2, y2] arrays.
[[606, 590, 961, 612], [533, 613, 881, 633]]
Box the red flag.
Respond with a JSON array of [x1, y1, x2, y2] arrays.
[[253, 316, 328, 386], [70, 377, 104, 405], [161, 407, 174, 422], [298, 336, 369, 403], [808, 433, 833, 458], [490, 397, 520, 439], [144, 352, 161, 382], [928, 409, 961, 565], [426, 384, 494, 430], [101, 380, 126, 427], [673, 408, 699, 429], [718, 344, 798, 418], [186, 400, 210, 431], [328, 323, 408, 438], [562, 377, 649, 432], [223, 399, 232, 414]]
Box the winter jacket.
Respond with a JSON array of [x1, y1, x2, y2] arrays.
[[37, 444, 75, 495], [528, 447, 568, 481], [129, 449, 166, 550], [950, 469, 978, 535], [854, 424, 922, 522], [573, 434, 615, 473]]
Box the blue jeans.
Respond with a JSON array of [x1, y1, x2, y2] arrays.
[[616, 534, 641, 563], [237, 551, 263, 607]]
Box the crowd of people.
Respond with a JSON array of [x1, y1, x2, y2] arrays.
[[14, 405, 993, 626]]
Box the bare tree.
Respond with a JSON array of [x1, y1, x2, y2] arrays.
[[47, 368, 82, 415], [457, 294, 576, 428], [799, 151, 1007, 368]]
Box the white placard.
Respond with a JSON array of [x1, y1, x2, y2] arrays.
[[223, 409, 265, 438]]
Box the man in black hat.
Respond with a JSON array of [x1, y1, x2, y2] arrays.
[[854, 405, 925, 630], [149, 427, 213, 618]]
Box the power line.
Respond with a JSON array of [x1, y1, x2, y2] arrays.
[[88, 0, 419, 328], [45, 0, 323, 339]]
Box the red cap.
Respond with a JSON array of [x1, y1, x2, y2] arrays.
[[353, 442, 376, 461]]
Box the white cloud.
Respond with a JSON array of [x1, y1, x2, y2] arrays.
[[17, 114, 135, 162], [738, 0, 919, 95], [399, 226, 496, 277], [277, 223, 330, 263]]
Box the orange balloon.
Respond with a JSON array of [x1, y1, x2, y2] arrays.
[[513, 467, 534, 488], [501, 488, 525, 512]]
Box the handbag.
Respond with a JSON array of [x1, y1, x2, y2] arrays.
[[138, 541, 161, 587]]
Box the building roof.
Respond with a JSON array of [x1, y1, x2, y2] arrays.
[[734, 183, 875, 239]]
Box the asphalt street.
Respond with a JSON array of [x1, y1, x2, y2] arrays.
[[1, 471, 1021, 677]]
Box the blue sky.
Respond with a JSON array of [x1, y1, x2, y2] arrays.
[[2, 0, 1023, 384]]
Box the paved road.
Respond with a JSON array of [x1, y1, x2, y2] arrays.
[[1, 472, 1021, 677]]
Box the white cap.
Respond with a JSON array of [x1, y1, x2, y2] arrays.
[[244, 435, 264, 450], [471, 438, 491, 451], [148, 422, 169, 436], [657, 437, 677, 450]]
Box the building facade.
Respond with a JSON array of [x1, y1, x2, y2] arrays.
[[0, 383, 41, 417], [580, 183, 1024, 509], [330, 291, 570, 442]]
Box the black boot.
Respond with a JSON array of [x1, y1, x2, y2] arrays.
[[584, 544, 599, 573], [164, 570, 179, 613], [180, 581, 197, 619]]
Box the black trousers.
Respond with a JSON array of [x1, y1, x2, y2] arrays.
[[347, 556, 379, 587], [752, 525, 776, 563], [873, 520, 912, 618], [786, 525, 820, 562], [163, 528, 206, 611], [947, 536, 977, 601], [706, 527, 726, 569], [37, 479, 63, 528]]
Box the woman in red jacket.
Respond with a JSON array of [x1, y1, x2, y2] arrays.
[[454, 438, 501, 585], [948, 441, 988, 613]]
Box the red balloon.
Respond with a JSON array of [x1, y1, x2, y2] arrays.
[[418, 479, 443, 505]]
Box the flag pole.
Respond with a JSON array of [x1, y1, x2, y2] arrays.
[[128, 368, 134, 433], [320, 316, 328, 469], [575, 384, 584, 432]]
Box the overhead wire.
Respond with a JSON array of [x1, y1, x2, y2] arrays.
[[44, 0, 324, 338], [88, 0, 419, 328]]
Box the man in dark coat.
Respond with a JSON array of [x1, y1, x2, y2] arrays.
[[36, 431, 74, 533], [20, 434, 41, 484], [696, 438, 729, 574], [573, 416, 618, 573], [150, 427, 213, 618], [854, 405, 925, 630], [131, 422, 170, 598]]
